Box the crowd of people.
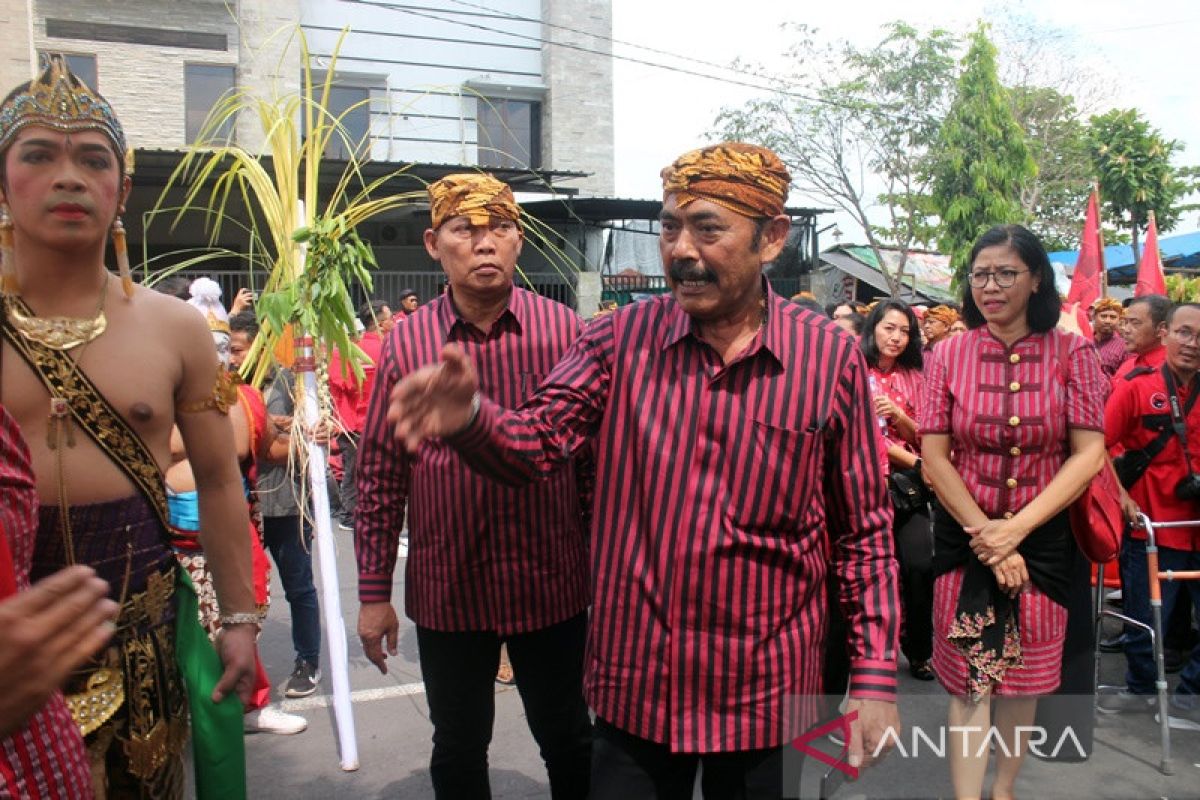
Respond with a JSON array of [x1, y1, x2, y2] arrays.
[[5, 55, 1200, 800]]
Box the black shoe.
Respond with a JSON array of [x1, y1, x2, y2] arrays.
[[284, 658, 321, 698], [1099, 633, 1129, 653], [1165, 649, 1185, 674]]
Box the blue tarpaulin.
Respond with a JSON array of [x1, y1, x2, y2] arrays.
[[1048, 230, 1200, 281]]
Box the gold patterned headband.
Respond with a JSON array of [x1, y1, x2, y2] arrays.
[[0, 54, 128, 171]]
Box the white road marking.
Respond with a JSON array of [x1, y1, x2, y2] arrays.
[[281, 681, 427, 712]]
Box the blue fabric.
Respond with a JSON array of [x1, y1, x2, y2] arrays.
[[1120, 536, 1200, 696], [262, 514, 321, 664], [167, 488, 200, 532]]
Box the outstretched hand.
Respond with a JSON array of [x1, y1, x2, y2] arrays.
[[388, 344, 480, 452]]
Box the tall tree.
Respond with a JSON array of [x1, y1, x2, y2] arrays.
[[1008, 86, 1091, 251], [1088, 108, 1199, 263], [714, 22, 957, 296], [930, 23, 1036, 275]]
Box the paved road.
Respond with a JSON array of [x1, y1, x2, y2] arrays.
[[241, 518, 1200, 799]]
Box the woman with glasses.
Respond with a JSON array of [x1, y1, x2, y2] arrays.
[[919, 225, 1107, 799], [859, 300, 936, 681]]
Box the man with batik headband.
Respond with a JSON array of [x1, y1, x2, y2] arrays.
[[1092, 296, 1127, 377], [922, 304, 959, 350], [357, 172, 593, 798], [383, 143, 901, 798], [0, 56, 258, 797]]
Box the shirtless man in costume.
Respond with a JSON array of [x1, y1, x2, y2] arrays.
[[0, 56, 258, 797]]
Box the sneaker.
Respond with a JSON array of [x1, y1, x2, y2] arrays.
[[284, 659, 321, 698], [1164, 696, 1200, 732], [1097, 688, 1157, 715], [244, 705, 307, 735], [336, 519, 353, 532]]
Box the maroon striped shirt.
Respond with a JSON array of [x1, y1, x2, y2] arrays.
[[0, 405, 92, 799], [920, 327, 1108, 518], [451, 287, 901, 753], [355, 287, 590, 634]]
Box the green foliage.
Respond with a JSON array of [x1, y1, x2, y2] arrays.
[[931, 23, 1036, 277], [1165, 274, 1200, 303], [1008, 85, 1091, 251], [1088, 108, 1199, 261], [713, 21, 958, 295]]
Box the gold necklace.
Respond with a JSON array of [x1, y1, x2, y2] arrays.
[[4, 274, 108, 350]]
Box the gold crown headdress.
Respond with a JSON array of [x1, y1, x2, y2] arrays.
[[0, 54, 128, 167]]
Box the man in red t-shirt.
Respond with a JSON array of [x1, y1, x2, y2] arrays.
[[329, 300, 390, 530], [1113, 295, 1170, 383], [1100, 302, 1200, 728]]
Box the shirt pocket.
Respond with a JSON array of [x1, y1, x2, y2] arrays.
[[728, 420, 820, 531]]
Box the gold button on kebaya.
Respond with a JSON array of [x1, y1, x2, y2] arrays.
[[1009, 382, 1021, 392], [1006, 478, 1018, 489], [1009, 354, 1021, 364], [1010, 446, 1021, 456], [1004, 512, 1015, 520], [1009, 416, 1021, 427]]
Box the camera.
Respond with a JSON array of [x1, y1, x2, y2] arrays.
[[1174, 473, 1200, 502]]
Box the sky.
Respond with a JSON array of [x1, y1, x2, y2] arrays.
[[609, 0, 1200, 245]]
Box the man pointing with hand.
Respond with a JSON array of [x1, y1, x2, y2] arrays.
[[388, 144, 902, 797]]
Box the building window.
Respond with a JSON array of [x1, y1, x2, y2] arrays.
[[321, 85, 371, 160], [40, 52, 97, 90], [478, 98, 541, 170], [185, 64, 236, 144]]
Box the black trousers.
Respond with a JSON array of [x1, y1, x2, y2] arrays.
[[590, 718, 788, 800], [894, 507, 934, 664], [416, 612, 592, 799], [1033, 536, 1095, 760]]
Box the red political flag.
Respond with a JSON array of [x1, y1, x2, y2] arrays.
[[1067, 189, 1103, 308], [1135, 212, 1167, 297]]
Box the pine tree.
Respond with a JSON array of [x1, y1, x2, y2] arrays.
[[931, 23, 1036, 276]]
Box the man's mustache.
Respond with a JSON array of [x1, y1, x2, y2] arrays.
[[668, 261, 717, 284]]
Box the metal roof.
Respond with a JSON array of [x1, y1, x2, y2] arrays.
[[130, 148, 586, 195]]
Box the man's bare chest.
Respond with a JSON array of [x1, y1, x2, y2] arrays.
[[0, 338, 178, 458]]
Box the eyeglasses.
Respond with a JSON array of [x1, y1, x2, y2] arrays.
[[1169, 328, 1200, 346], [968, 269, 1030, 289]]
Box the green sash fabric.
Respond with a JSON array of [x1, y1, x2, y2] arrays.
[[175, 568, 247, 799]]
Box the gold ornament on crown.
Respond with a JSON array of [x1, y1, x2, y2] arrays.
[[0, 54, 128, 162]]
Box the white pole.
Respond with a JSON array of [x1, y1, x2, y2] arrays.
[[294, 202, 359, 771]]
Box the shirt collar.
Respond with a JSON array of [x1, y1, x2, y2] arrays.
[[660, 277, 788, 367], [435, 284, 527, 338]]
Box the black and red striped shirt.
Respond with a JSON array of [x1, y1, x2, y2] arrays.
[[355, 287, 589, 635], [451, 286, 901, 753]]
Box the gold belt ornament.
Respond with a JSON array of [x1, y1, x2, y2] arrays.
[[65, 649, 125, 736], [63, 567, 187, 777]]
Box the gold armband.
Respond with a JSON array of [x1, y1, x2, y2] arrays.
[[177, 367, 239, 415]]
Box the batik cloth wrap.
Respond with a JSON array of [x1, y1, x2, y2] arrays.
[[32, 496, 188, 800], [1092, 297, 1124, 317], [660, 142, 791, 219], [427, 173, 521, 229], [924, 305, 959, 327]]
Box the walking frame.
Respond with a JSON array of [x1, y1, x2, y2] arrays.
[[1093, 512, 1200, 776]]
